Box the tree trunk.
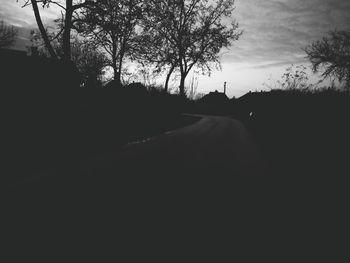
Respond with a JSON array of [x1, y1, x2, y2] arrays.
[[112, 60, 118, 82], [165, 66, 175, 93], [117, 53, 124, 84], [115, 71, 121, 84], [179, 73, 187, 97], [63, 0, 73, 61], [111, 37, 121, 84], [115, 59, 122, 83], [31, 0, 57, 59]]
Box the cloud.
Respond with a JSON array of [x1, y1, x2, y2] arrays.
[[226, 0, 350, 65], [1, 0, 60, 28], [0, 1, 35, 28], [239, 59, 307, 70], [1, 0, 61, 51], [2, 0, 350, 63]]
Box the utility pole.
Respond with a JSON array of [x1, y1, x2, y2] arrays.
[[224, 81, 227, 95]]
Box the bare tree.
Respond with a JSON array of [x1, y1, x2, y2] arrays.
[[70, 38, 108, 87], [305, 30, 350, 86], [20, 0, 97, 61], [133, 23, 178, 92], [77, 0, 143, 84], [0, 20, 18, 48], [142, 0, 242, 97], [29, 29, 107, 87]]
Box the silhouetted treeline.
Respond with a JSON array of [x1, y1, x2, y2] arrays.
[[25, 0, 241, 96], [186, 86, 350, 177], [2, 49, 80, 180], [232, 88, 350, 177], [3, 48, 350, 181], [1, 50, 194, 184]]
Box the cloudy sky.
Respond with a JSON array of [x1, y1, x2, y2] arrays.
[[1, 0, 350, 97]]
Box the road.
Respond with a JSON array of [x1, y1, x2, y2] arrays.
[[6, 114, 264, 193], [8, 115, 263, 188], [86, 114, 264, 179]]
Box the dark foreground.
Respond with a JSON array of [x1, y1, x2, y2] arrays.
[[4, 115, 265, 259], [4, 114, 347, 261], [2, 50, 347, 260]]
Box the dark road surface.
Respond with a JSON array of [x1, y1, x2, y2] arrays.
[[7, 115, 264, 190], [94, 114, 264, 177], [5, 114, 266, 205]]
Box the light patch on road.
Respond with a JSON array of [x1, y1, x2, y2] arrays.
[[125, 137, 154, 147], [125, 129, 175, 148]]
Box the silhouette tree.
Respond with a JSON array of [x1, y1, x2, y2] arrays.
[[305, 30, 350, 86], [134, 22, 178, 92], [142, 0, 241, 97], [30, 30, 107, 87], [263, 64, 319, 91], [0, 20, 18, 48], [77, 0, 143, 84], [21, 0, 97, 61], [70, 38, 108, 87]]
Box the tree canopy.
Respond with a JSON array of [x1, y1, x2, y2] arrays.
[[20, 0, 242, 94], [21, 0, 97, 60], [140, 0, 242, 96], [29, 30, 108, 87], [305, 30, 350, 87], [77, 0, 143, 83]]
